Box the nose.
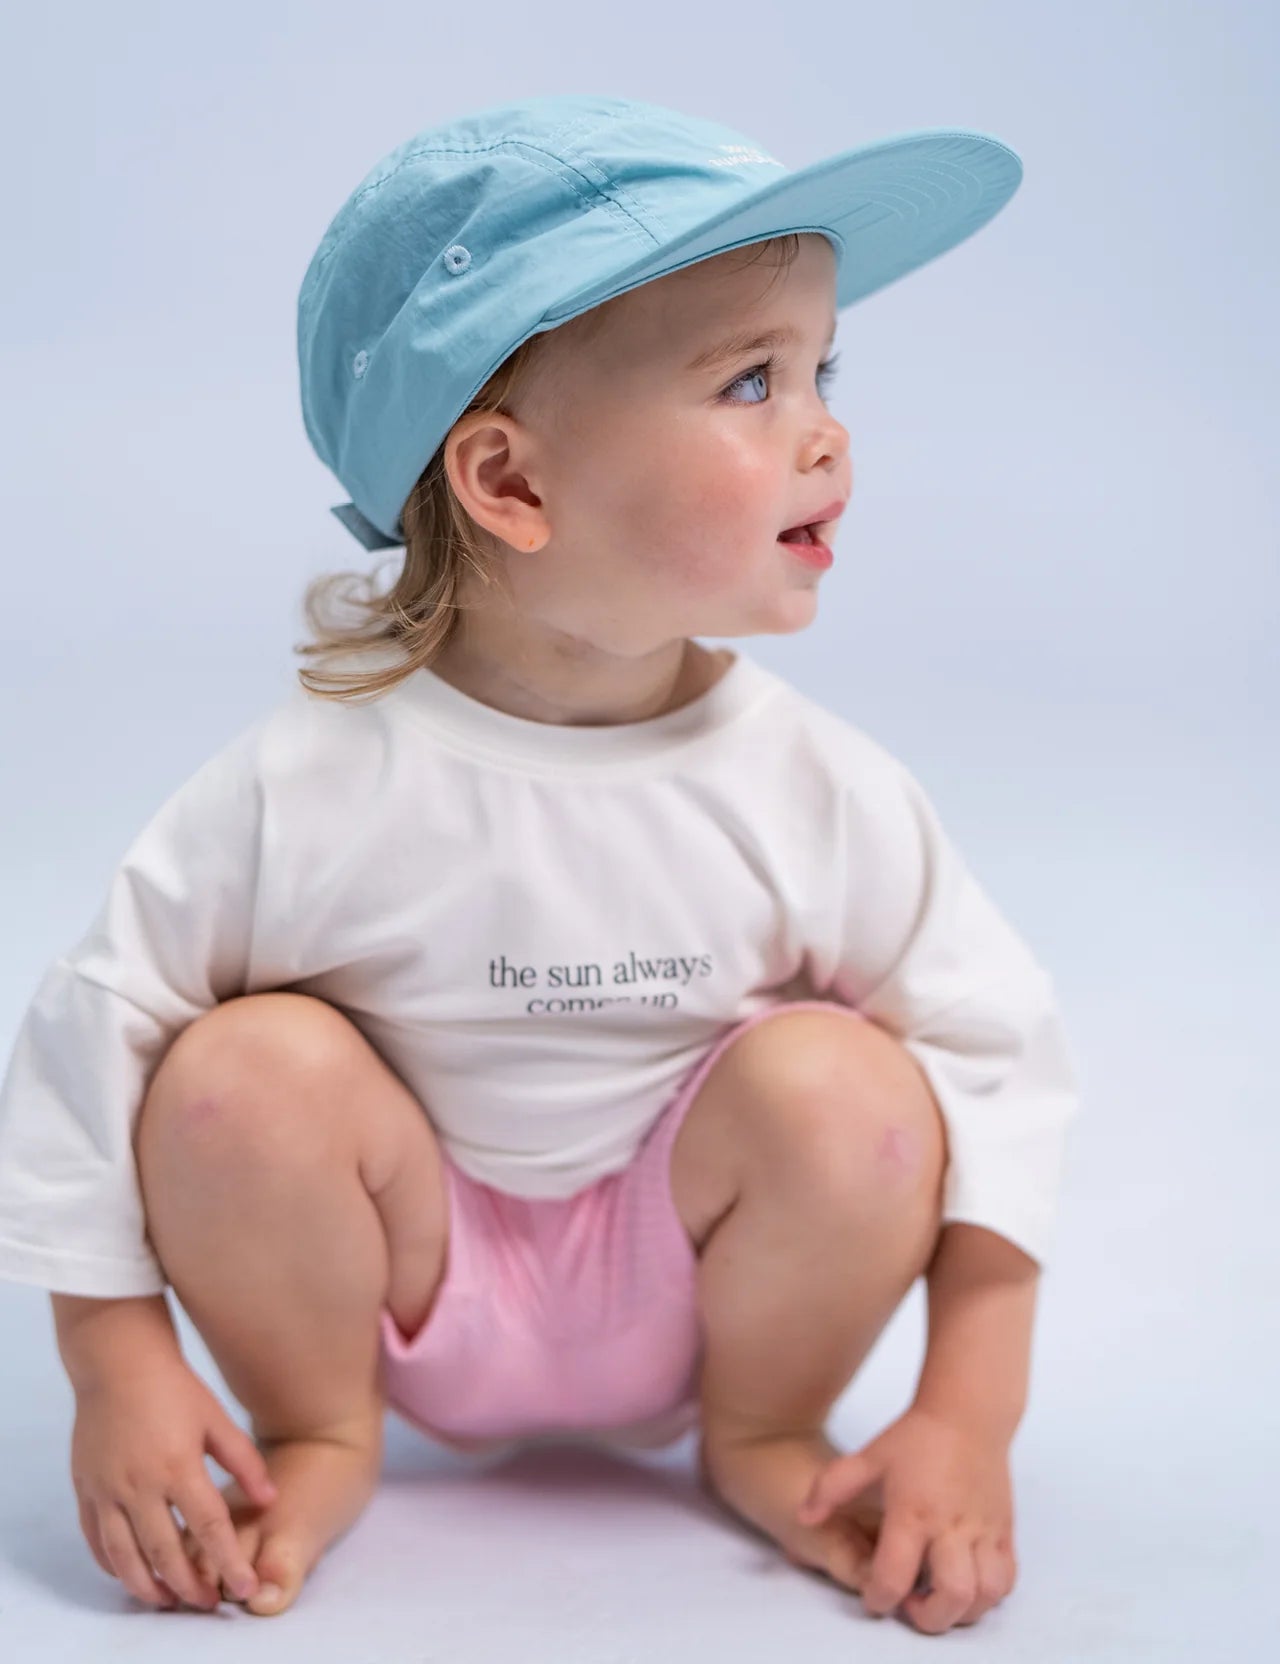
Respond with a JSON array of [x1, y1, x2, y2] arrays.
[[802, 399, 851, 479]]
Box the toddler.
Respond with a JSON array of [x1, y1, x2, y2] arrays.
[[0, 95, 1080, 1636]]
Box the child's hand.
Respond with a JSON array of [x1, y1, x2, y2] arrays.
[[795, 1405, 1017, 1634], [69, 1349, 278, 1611]]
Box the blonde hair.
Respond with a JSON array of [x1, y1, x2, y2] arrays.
[[293, 234, 802, 704]]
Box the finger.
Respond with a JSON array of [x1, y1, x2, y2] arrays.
[[173, 1471, 261, 1602], [129, 1494, 222, 1610], [862, 1514, 930, 1618], [796, 1449, 877, 1524], [179, 1521, 223, 1593], [206, 1418, 278, 1509], [903, 1532, 976, 1634], [77, 1495, 117, 1580], [97, 1501, 183, 1610], [958, 1536, 1011, 1626]]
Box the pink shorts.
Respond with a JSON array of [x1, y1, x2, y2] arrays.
[[376, 998, 862, 1455]]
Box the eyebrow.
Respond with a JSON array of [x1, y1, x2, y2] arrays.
[[684, 321, 838, 374]]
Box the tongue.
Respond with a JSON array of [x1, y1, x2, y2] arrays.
[[779, 525, 813, 543]]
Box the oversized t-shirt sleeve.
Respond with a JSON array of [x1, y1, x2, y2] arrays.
[[0, 722, 267, 1297], [829, 750, 1081, 1270]]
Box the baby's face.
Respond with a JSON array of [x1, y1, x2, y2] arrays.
[[497, 232, 852, 654]]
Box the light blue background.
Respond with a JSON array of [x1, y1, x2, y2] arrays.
[[1, 0, 1275, 1655]]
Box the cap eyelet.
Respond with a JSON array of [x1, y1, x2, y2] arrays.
[[443, 244, 472, 274], [352, 349, 369, 378]]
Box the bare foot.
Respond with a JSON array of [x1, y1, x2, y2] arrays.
[[178, 1416, 382, 1617], [698, 1429, 887, 1596]]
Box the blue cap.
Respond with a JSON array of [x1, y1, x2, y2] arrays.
[[298, 94, 1022, 551]]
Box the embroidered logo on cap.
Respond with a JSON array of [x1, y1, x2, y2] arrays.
[[707, 143, 785, 170]]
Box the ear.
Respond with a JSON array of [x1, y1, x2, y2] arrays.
[[445, 410, 549, 554]]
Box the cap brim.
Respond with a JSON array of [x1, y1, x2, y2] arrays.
[[541, 127, 1022, 329]]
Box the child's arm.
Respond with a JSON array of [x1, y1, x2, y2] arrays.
[[50, 1291, 181, 1389], [6, 719, 282, 1607], [913, 1221, 1040, 1443]]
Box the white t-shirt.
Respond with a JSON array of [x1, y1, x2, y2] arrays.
[[0, 646, 1081, 1298]]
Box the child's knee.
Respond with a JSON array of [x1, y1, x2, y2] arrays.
[[138, 993, 354, 1170]]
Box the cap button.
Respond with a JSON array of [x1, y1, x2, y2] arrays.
[[443, 243, 472, 274]]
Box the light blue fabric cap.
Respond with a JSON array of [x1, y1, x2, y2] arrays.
[[298, 93, 1023, 551]]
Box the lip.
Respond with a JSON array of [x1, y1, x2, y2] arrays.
[[781, 535, 834, 570], [778, 497, 847, 550], [778, 496, 844, 570], [805, 497, 848, 528]]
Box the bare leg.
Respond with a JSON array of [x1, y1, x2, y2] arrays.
[[135, 992, 449, 1616], [685, 1010, 946, 1585]]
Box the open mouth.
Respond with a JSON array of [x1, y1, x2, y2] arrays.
[[777, 523, 819, 544]]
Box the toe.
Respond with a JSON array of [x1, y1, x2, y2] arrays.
[[246, 1581, 287, 1617], [245, 1538, 305, 1617], [814, 1521, 872, 1595]]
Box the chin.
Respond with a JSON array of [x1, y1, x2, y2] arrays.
[[771, 588, 822, 631]]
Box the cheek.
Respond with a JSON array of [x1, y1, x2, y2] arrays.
[[565, 410, 778, 596], [629, 440, 773, 572], [672, 426, 774, 517], [629, 506, 750, 595]]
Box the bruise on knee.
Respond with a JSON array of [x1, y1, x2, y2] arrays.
[[873, 1122, 921, 1178], [871, 1091, 948, 1207], [182, 1094, 223, 1126], [872, 1124, 912, 1164]]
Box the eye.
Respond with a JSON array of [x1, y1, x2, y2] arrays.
[[719, 350, 841, 405]]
